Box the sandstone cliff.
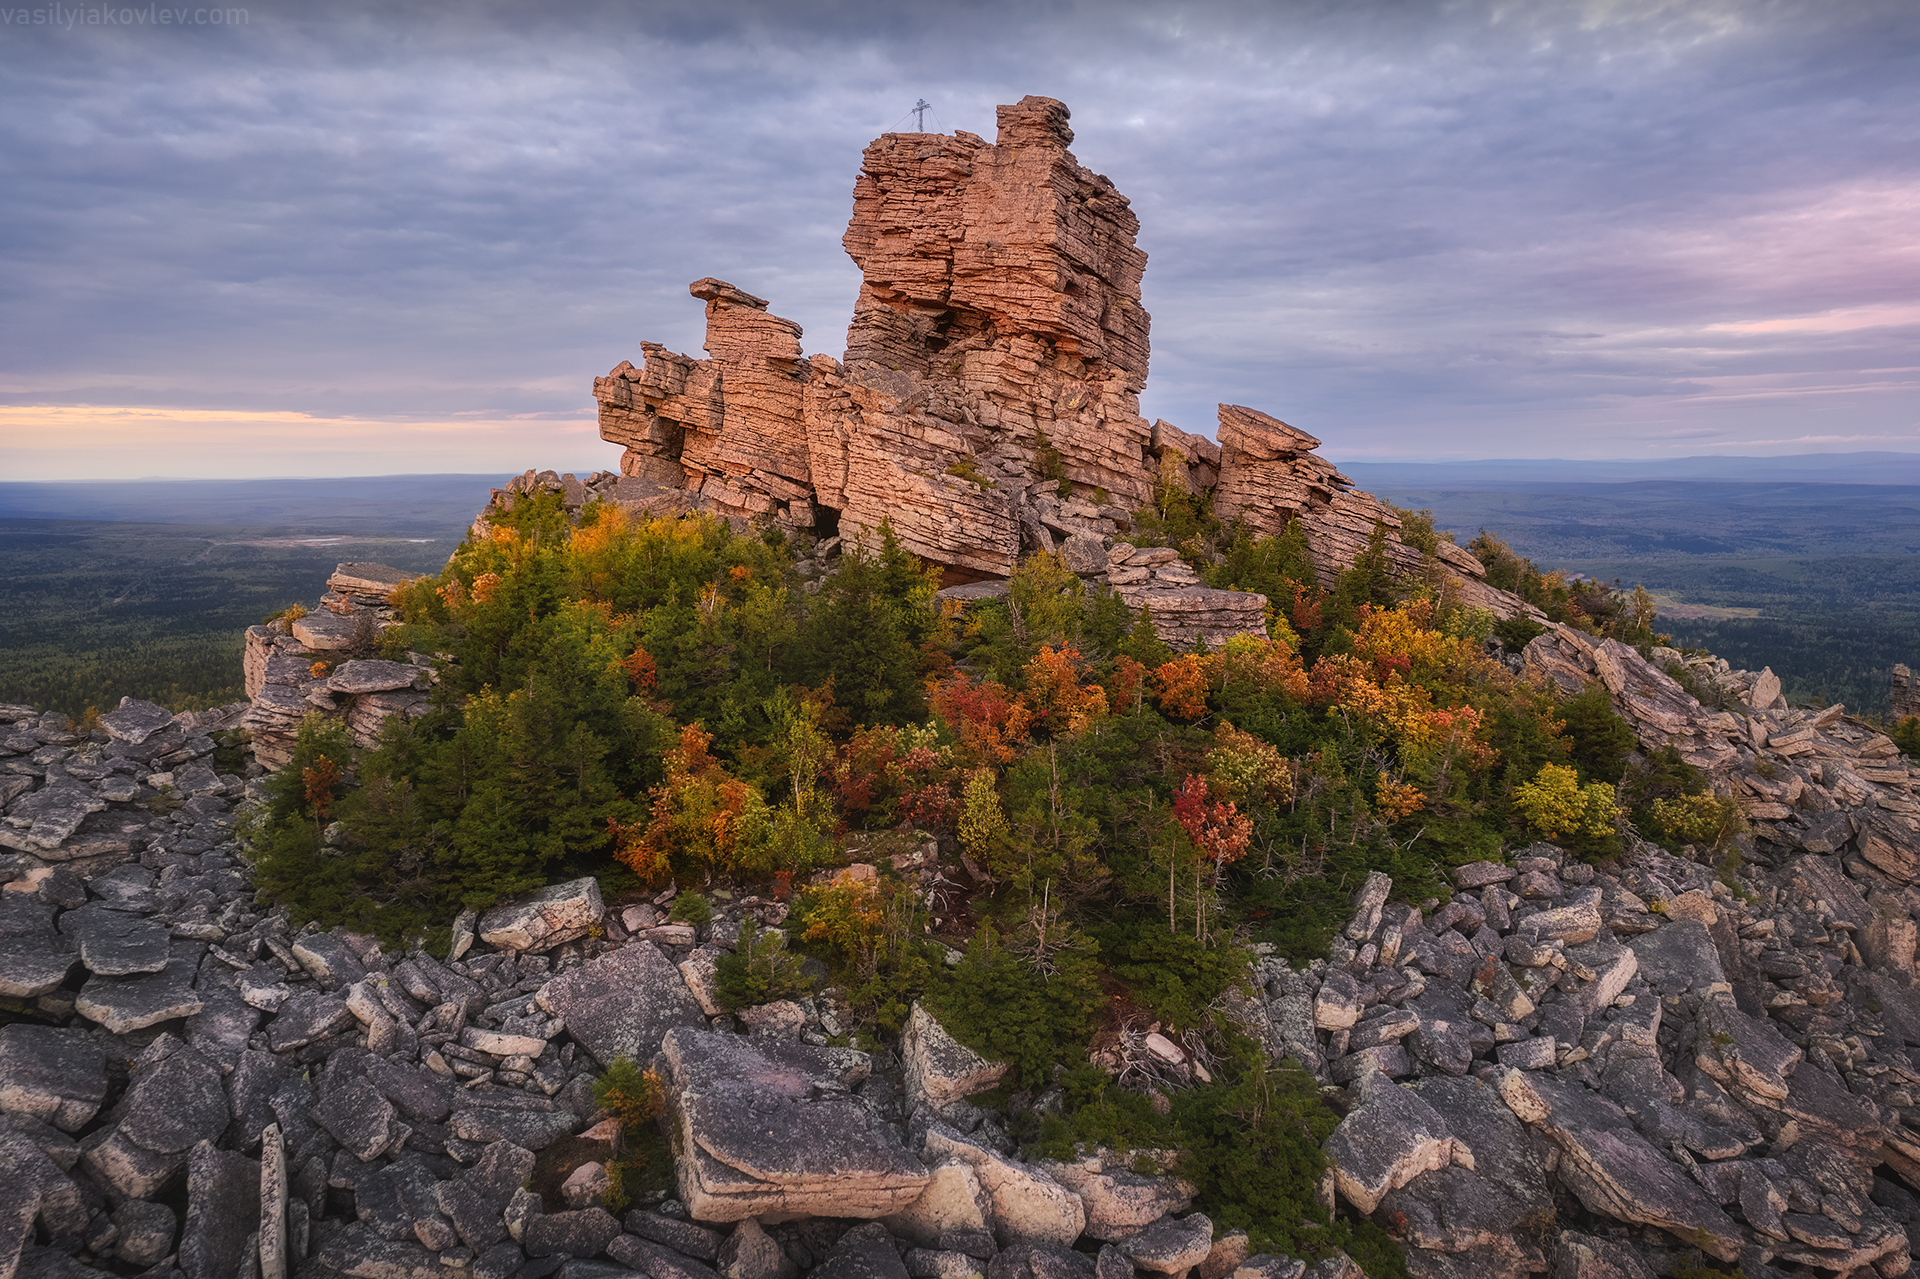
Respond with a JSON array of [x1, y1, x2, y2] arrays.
[[588, 95, 1523, 637]]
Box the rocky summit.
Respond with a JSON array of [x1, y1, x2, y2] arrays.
[[467, 96, 1525, 649]]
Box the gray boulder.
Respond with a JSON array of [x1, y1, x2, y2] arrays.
[[479, 876, 604, 951], [113, 1196, 179, 1267], [609, 1233, 725, 1279], [1626, 920, 1725, 997], [718, 1217, 798, 1279], [1497, 1067, 1744, 1262], [662, 1027, 929, 1222], [622, 1208, 724, 1262], [289, 930, 367, 989], [178, 1139, 260, 1279], [310, 1074, 399, 1161], [812, 1222, 912, 1279], [536, 941, 704, 1067], [524, 1206, 622, 1258], [0, 1025, 107, 1132], [1040, 1155, 1194, 1243], [267, 990, 355, 1051], [120, 1043, 230, 1155], [1322, 1072, 1460, 1214], [903, 1003, 1010, 1111], [448, 1104, 578, 1151], [1551, 1230, 1655, 1279], [988, 1242, 1096, 1279], [922, 1122, 1083, 1249], [314, 1219, 469, 1277], [436, 1140, 536, 1250], [1118, 1213, 1214, 1274]]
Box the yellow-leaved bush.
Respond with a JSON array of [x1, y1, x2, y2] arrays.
[[1513, 763, 1620, 840]]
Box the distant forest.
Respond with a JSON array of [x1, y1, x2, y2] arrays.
[[3, 472, 1918, 723], [0, 516, 459, 718], [1354, 476, 1920, 721]]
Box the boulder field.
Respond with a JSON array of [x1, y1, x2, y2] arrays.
[[7, 686, 1920, 1279]]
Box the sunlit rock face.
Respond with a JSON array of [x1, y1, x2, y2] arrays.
[[592, 93, 1518, 625]]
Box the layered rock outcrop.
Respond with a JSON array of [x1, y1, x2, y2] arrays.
[[1524, 627, 1920, 875], [588, 95, 1522, 636], [242, 563, 433, 769], [1280, 834, 1920, 1278]]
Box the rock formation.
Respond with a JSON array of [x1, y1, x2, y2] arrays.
[[584, 95, 1524, 641], [242, 563, 433, 769], [1524, 629, 1920, 873], [1892, 665, 1919, 724]]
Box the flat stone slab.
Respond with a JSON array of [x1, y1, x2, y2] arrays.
[[1626, 919, 1725, 996], [180, 1141, 262, 1279], [100, 698, 175, 745], [1498, 1068, 1744, 1263], [120, 1045, 230, 1155], [9, 781, 105, 850], [290, 612, 359, 650], [448, 1105, 578, 1151], [536, 941, 703, 1067], [331, 562, 417, 592], [75, 942, 207, 1033], [662, 1027, 927, 1222], [329, 659, 425, 695], [0, 933, 79, 998], [0, 1025, 107, 1133], [60, 902, 172, 975]]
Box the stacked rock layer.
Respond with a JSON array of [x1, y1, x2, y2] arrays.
[[586, 95, 1524, 630]]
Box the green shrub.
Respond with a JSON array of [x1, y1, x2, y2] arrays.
[[1558, 683, 1636, 784], [669, 891, 712, 928], [715, 918, 814, 1009], [1091, 923, 1244, 1032], [1493, 615, 1547, 652], [923, 924, 1106, 1090]]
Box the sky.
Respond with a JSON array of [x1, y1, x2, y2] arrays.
[[1, 0, 1917, 479]]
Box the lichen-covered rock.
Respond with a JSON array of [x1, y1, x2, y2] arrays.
[[536, 941, 704, 1068], [661, 1027, 928, 1221], [0, 1026, 106, 1133], [1321, 1072, 1460, 1215], [903, 1003, 1010, 1111], [922, 1121, 1084, 1249], [477, 876, 604, 951]]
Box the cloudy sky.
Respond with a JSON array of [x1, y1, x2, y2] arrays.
[[2, 0, 1917, 479]]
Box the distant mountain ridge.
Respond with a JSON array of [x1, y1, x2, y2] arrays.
[[1338, 451, 1920, 487]]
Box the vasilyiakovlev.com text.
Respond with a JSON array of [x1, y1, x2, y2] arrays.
[[3, 4, 247, 26]]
